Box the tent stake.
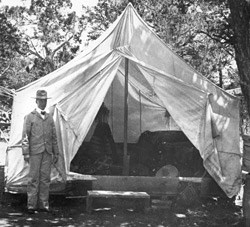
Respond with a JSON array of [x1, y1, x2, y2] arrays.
[[123, 58, 130, 175]]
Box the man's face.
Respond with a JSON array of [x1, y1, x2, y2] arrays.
[[36, 99, 47, 110]]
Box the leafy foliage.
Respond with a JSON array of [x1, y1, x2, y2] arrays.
[[0, 10, 28, 88], [4, 0, 86, 80], [80, 0, 127, 41], [0, 0, 89, 109]]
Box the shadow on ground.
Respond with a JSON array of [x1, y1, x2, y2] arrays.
[[0, 194, 245, 227]]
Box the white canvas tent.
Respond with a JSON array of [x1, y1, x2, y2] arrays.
[[6, 3, 241, 197]]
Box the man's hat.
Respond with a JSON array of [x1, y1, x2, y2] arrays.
[[33, 90, 51, 99]]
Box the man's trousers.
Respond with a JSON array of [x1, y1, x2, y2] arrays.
[[27, 151, 52, 210]]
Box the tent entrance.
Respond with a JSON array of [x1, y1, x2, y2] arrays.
[[70, 129, 205, 178], [70, 58, 204, 178]]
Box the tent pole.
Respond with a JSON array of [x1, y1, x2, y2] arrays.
[[123, 58, 130, 175], [139, 90, 142, 134]]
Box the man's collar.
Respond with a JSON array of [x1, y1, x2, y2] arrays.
[[36, 108, 46, 114]]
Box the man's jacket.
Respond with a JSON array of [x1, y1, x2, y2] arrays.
[[22, 109, 59, 156]]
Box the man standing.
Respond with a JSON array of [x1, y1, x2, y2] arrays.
[[22, 89, 59, 214]]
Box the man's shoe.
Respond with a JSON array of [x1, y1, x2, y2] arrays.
[[27, 209, 37, 214]]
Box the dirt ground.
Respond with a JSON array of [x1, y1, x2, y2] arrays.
[[0, 142, 245, 226], [0, 193, 245, 227]]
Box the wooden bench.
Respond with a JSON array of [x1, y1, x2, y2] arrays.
[[86, 190, 150, 213]]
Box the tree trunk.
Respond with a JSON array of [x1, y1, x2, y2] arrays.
[[228, 0, 250, 115]]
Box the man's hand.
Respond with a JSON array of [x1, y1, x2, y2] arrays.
[[23, 154, 30, 163]]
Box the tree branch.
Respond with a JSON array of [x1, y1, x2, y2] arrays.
[[51, 35, 74, 59], [0, 64, 11, 77], [28, 39, 44, 59], [43, 40, 51, 57], [28, 49, 44, 60], [199, 30, 235, 58], [198, 30, 226, 43]]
